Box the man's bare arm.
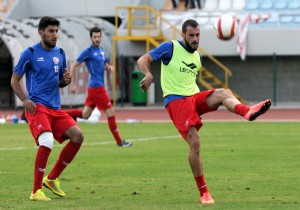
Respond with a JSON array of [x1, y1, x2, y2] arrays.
[[137, 53, 154, 91], [11, 72, 36, 114], [69, 61, 81, 93]]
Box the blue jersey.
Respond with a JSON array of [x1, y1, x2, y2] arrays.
[[149, 40, 196, 64], [13, 42, 66, 110], [149, 40, 200, 107], [77, 45, 108, 88]]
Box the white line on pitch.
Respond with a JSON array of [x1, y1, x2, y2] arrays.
[[1, 132, 299, 151], [0, 135, 181, 151]]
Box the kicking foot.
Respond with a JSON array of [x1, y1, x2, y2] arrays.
[[245, 99, 272, 121]]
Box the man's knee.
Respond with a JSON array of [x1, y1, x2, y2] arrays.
[[73, 129, 84, 144], [216, 88, 231, 94], [38, 132, 54, 149], [82, 106, 93, 119], [214, 88, 234, 99], [67, 126, 84, 144], [82, 112, 91, 119], [186, 127, 200, 150]]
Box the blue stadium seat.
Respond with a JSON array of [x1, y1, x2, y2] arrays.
[[245, 0, 260, 10], [260, 13, 279, 28], [259, 0, 274, 10], [196, 12, 210, 25], [294, 15, 300, 24], [232, 0, 246, 10], [218, 0, 232, 11], [209, 12, 222, 26], [279, 14, 294, 27], [287, 0, 300, 9], [273, 0, 288, 10], [202, 0, 218, 11]]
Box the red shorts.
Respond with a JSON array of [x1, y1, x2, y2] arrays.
[[166, 90, 217, 140], [25, 104, 77, 145], [85, 87, 112, 110]]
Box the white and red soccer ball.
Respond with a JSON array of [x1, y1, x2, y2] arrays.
[[214, 15, 237, 41]]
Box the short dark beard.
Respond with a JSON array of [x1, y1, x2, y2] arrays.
[[92, 41, 100, 48], [184, 37, 198, 52], [43, 34, 56, 48]]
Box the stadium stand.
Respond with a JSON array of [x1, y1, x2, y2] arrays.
[[217, 0, 232, 11], [273, 0, 288, 10], [159, 0, 300, 29], [294, 14, 300, 23], [179, 0, 300, 28], [202, 0, 219, 11], [288, 0, 300, 9], [259, 0, 273, 10], [245, 0, 260, 10], [232, 0, 246, 10]]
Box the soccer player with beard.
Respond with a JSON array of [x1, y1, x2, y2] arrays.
[[137, 19, 271, 204], [65, 27, 132, 147], [11, 16, 84, 201]]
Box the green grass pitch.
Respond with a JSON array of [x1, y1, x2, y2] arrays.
[[0, 122, 300, 209]]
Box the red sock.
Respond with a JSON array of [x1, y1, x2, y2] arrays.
[[234, 104, 250, 116], [107, 116, 122, 145], [64, 109, 83, 118], [33, 146, 51, 193], [48, 141, 81, 180], [194, 175, 208, 196]]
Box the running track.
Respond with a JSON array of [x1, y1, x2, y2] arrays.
[[1, 107, 300, 123], [105, 107, 300, 122]]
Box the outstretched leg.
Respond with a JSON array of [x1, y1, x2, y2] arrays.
[[206, 88, 271, 121], [64, 106, 94, 120]]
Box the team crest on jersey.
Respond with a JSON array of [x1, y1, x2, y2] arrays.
[[53, 57, 59, 64]]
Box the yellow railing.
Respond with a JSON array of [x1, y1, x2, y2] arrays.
[[113, 5, 234, 105], [199, 48, 232, 87], [115, 5, 180, 40]]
